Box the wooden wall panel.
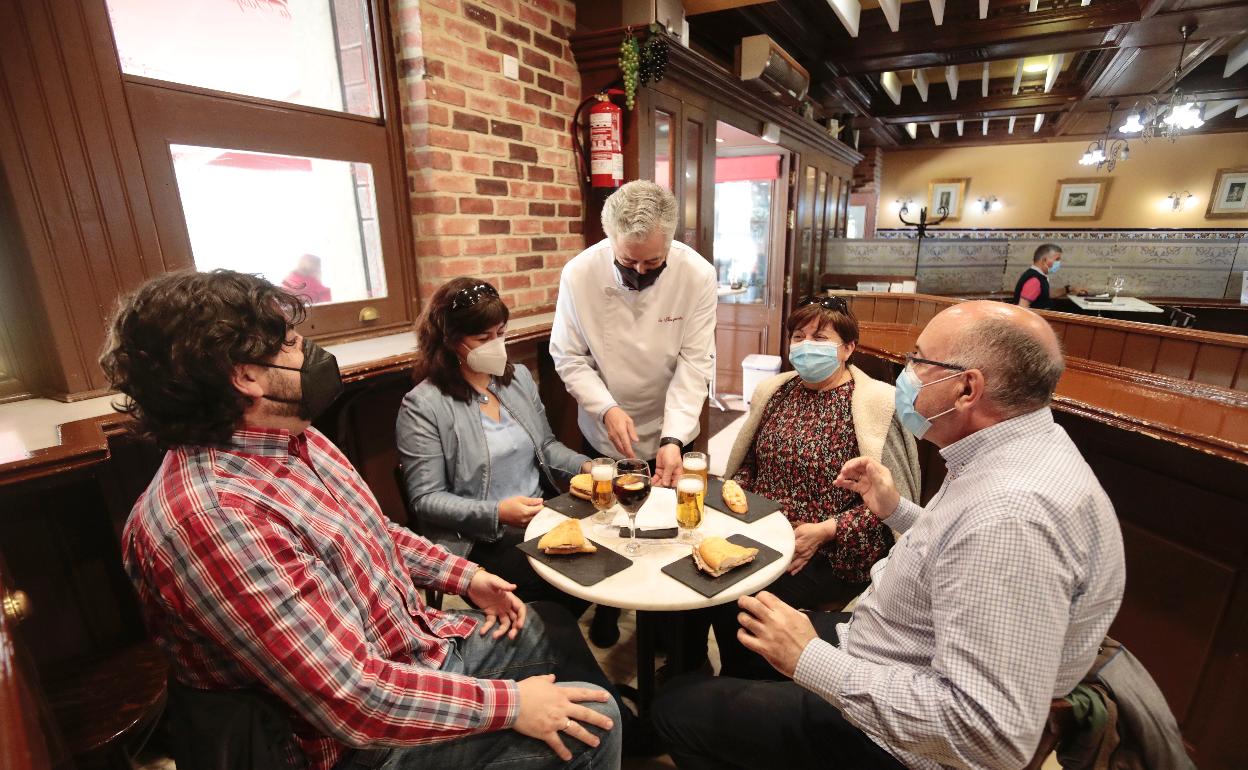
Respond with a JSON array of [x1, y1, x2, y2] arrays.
[[1121, 333, 1161, 371], [1088, 327, 1128, 366], [716, 323, 767, 396], [1063, 323, 1096, 360], [1154, 338, 1200, 380], [1191, 346, 1244, 390], [1236, 352, 1248, 392]]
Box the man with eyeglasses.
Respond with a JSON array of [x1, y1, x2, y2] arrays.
[[654, 300, 1125, 770]]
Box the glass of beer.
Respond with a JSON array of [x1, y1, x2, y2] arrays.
[[612, 459, 651, 555], [676, 472, 705, 543], [682, 451, 708, 507], [589, 457, 616, 524]]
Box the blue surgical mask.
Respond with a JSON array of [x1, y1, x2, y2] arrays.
[[789, 341, 841, 383], [1048, 260, 1061, 274], [894, 365, 962, 440]]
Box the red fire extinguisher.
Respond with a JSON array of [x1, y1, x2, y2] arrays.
[[573, 89, 625, 189]]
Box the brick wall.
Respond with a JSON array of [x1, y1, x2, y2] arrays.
[[393, 0, 586, 312], [851, 146, 883, 195]]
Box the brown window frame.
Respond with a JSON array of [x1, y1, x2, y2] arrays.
[[114, 1, 415, 341]]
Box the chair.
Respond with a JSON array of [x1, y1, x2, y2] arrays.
[[393, 464, 443, 611], [1023, 697, 1078, 770], [1164, 306, 1195, 328]]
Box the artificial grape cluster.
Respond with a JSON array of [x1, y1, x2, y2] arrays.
[[639, 35, 669, 85], [619, 32, 640, 110]]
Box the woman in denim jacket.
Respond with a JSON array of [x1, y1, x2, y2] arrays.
[[396, 277, 591, 612]]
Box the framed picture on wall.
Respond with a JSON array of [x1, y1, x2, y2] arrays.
[[927, 178, 969, 221], [1206, 167, 1248, 219], [1052, 178, 1112, 220]]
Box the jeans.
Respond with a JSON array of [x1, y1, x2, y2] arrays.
[[652, 613, 904, 770], [336, 603, 622, 770]]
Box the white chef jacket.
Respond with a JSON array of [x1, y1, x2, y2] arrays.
[[550, 238, 716, 460]]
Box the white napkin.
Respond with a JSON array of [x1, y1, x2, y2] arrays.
[[610, 487, 678, 529]]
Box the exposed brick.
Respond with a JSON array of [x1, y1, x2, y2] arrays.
[[513, 218, 541, 234], [464, 238, 499, 256], [521, 48, 550, 72], [531, 236, 558, 251], [462, 3, 497, 28], [532, 32, 563, 58], [517, 66, 535, 84], [446, 63, 486, 90], [479, 219, 511, 234], [541, 218, 567, 234], [531, 268, 561, 286], [523, 88, 552, 109], [527, 165, 554, 182], [502, 273, 532, 290], [491, 119, 524, 140], [493, 160, 525, 179], [508, 102, 540, 123], [509, 143, 539, 162], [485, 33, 519, 58], [509, 181, 540, 198], [443, 16, 486, 46], [496, 199, 527, 216], [414, 237, 461, 258], [470, 134, 509, 156], [426, 257, 483, 278], [424, 34, 465, 60], [525, 125, 555, 146], [454, 154, 492, 175], [518, 6, 546, 29], [459, 197, 494, 214], [558, 235, 583, 250], [555, 168, 578, 185], [415, 149, 453, 171], [550, 19, 572, 40], [426, 0, 458, 11], [427, 103, 451, 126], [569, 220, 583, 234], [399, 57, 424, 78], [481, 256, 517, 273], [414, 197, 457, 215], [539, 111, 565, 131], [541, 184, 567, 200], [467, 92, 502, 114], [429, 127, 471, 151], [558, 203, 582, 218], [475, 178, 509, 196], [516, 255, 543, 271], [453, 111, 490, 134], [536, 73, 564, 96], [483, 0, 517, 14], [425, 59, 447, 78], [517, 288, 546, 305], [430, 84, 466, 107], [420, 216, 476, 236], [466, 47, 501, 73], [499, 237, 529, 253], [500, 18, 531, 42], [552, 58, 579, 82], [529, 202, 556, 216]]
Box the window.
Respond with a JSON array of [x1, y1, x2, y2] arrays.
[[106, 0, 411, 337]]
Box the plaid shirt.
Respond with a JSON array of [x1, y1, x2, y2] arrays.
[[795, 409, 1125, 769], [123, 427, 519, 770]]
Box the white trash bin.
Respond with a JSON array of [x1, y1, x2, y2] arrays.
[[741, 354, 782, 406]]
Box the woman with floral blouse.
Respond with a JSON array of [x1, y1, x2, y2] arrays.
[[713, 295, 921, 677]]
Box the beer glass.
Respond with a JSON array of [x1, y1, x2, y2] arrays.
[[589, 457, 616, 524], [612, 459, 651, 555], [675, 472, 705, 543], [682, 451, 708, 507]]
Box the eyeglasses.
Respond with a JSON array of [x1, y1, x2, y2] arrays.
[[797, 295, 850, 314], [904, 353, 967, 372], [449, 281, 500, 312]]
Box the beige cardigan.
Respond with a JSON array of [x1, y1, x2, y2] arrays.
[[723, 366, 922, 509]]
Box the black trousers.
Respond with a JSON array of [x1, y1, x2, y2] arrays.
[[652, 613, 906, 770]]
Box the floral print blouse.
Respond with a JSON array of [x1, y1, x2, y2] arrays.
[[734, 377, 891, 584]]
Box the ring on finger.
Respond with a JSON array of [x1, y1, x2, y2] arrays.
[[563, 719, 572, 731]]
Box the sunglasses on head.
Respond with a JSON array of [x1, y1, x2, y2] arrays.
[[797, 295, 849, 314], [449, 282, 500, 312]]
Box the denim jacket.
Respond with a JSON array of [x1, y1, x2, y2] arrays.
[[395, 364, 590, 557]]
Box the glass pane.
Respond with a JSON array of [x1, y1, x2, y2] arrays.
[[713, 180, 773, 305], [655, 111, 674, 191], [107, 0, 380, 117], [846, 205, 866, 239], [683, 119, 702, 248], [170, 144, 386, 306], [797, 166, 816, 299]]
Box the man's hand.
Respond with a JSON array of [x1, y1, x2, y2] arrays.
[[514, 674, 614, 761], [653, 443, 682, 487], [789, 520, 836, 575], [834, 457, 900, 521], [466, 570, 526, 640], [498, 496, 544, 528], [736, 592, 818, 679], [603, 407, 639, 458]]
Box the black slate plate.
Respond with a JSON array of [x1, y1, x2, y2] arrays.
[[617, 526, 678, 539], [543, 492, 597, 519], [660, 534, 784, 598], [704, 478, 783, 524], [517, 532, 631, 587]]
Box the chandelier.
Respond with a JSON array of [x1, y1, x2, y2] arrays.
[[1120, 25, 1205, 142], [1078, 101, 1130, 172]]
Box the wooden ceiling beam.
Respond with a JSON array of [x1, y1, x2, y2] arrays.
[[870, 85, 1081, 123], [1224, 38, 1248, 78]]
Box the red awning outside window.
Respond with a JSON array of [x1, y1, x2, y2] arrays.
[[715, 155, 781, 183]]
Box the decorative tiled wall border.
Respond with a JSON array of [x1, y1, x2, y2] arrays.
[[876, 228, 1248, 241]]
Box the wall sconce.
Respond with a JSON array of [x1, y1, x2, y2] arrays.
[[976, 196, 1002, 213], [894, 197, 913, 215], [1166, 191, 1193, 211]]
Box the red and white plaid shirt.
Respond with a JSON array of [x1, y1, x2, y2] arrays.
[[123, 426, 519, 770]]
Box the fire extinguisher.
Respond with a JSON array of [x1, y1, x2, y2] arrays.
[[572, 89, 625, 190]]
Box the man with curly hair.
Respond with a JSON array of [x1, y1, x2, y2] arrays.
[[103, 270, 621, 770]]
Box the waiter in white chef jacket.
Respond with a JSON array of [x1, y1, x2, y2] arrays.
[[551, 180, 716, 489]]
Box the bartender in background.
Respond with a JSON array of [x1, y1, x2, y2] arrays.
[[551, 180, 716, 647]]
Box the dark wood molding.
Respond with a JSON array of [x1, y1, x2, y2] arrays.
[[870, 83, 1084, 123]]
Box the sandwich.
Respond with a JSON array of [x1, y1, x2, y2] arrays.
[[721, 479, 749, 515], [537, 518, 597, 555], [692, 537, 758, 577], [569, 473, 593, 501]]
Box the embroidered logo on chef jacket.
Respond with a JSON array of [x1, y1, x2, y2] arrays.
[[658, 315, 684, 323]]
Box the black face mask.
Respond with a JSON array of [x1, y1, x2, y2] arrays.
[[615, 260, 667, 291], [256, 338, 344, 421]]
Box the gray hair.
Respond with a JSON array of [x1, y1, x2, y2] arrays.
[[947, 317, 1065, 417], [601, 180, 678, 243], [1033, 243, 1062, 263]]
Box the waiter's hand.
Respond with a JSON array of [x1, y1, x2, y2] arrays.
[[603, 407, 638, 458], [653, 443, 682, 487]]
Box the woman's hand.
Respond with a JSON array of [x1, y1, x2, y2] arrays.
[[499, 496, 544, 528], [580, 460, 593, 474], [788, 519, 837, 575]]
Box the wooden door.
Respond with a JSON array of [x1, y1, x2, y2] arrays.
[[783, 154, 852, 347]]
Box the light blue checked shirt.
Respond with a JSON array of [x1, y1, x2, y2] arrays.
[[794, 408, 1125, 769]]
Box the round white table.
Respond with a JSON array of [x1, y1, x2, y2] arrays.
[[523, 486, 795, 710]]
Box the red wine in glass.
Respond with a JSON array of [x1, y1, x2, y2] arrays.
[[612, 459, 651, 555]]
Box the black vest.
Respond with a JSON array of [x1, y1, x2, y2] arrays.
[[1013, 267, 1051, 309]]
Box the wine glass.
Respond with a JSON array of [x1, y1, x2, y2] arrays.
[[612, 459, 651, 555], [589, 457, 616, 525], [1109, 275, 1126, 302], [675, 472, 705, 544]]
